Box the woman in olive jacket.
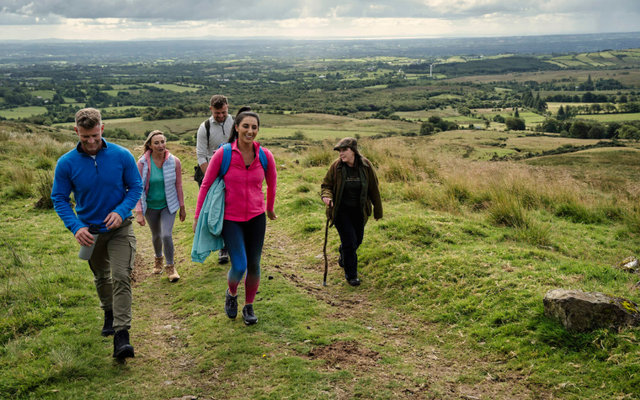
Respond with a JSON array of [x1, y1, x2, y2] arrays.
[[321, 137, 383, 286]]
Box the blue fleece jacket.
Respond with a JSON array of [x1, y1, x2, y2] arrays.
[[52, 139, 143, 234]]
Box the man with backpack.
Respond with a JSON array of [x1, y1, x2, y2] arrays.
[[195, 94, 234, 263]]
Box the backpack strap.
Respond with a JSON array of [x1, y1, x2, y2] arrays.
[[219, 143, 233, 177], [204, 119, 211, 159], [258, 147, 268, 173], [218, 143, 268, 177]]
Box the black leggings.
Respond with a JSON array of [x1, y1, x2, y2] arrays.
[[334, 204, 365, 280]]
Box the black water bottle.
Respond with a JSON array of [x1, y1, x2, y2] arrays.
[[78, 224, 100, 260]]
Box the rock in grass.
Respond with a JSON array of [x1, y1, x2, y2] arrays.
[[613, 256, 639, 273], [543, 289, 640, 331]]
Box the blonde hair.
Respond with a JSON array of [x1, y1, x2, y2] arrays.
[[143, 130, 165, 154], [75, 108, 102, 129]]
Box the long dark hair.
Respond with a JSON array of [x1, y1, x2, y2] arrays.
[[228, 107, 259, 143]]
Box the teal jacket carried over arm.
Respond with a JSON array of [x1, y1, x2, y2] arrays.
[[191, 176, 225, 263]]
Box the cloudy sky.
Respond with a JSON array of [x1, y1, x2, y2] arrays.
[[1, 0, 639, 41]]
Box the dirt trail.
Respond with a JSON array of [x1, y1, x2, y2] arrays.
[[261, 228, 551, 400], [126, 219, 550, 399], [128, 224, 213, 399]]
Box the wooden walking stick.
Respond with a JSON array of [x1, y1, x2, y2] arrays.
[[322, 218, 330, 286]]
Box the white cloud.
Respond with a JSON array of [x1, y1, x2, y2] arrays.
[[0, 0, 638, 40]]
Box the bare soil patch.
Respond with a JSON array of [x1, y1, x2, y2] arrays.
[[308, 340, 381, 369]]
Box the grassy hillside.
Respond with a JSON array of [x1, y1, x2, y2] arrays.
[[1, 120, 640, 399]]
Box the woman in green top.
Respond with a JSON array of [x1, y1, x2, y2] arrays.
[[135, 131, 186, 282]]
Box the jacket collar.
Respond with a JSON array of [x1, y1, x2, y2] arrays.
[[76, 138, 108, 155], [141, 149, 171, 164], [230, 139, 261, 153]]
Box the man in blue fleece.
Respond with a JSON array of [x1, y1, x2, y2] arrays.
[[52, 108, 143, 360]]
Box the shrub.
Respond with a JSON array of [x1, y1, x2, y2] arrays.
[[444, 182, 471, 204], [382, 159, 416, 182], [554, 202, 604, 224], [34, 171, 54, 209], [5, 167, 35, 199], [33, 156, 54, 170], [164, 132, 180, 141], [296, 184, 311, 193], [624, 208, 640, 234], [290, 130, 308, 140], [303, 148, 333, 167], [420, 122, 435, 136], [513, 220, 552, 246], [505, 117, 526, 131], [103, 128, 137, 140], [488, 195, 530, 228]]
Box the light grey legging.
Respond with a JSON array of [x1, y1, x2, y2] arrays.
[[145, 207, 176, 265]]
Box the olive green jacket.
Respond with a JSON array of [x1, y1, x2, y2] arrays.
[[320, 157, 383, 226]]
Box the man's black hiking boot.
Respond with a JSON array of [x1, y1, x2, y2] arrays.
[[113, 330, 135, 359], [242, 304, 258, 325], [101, 309, 115, 337], [338, 245, 344, 269], [347, 278, 361, 287], [218, 248, 229, 264], [225, 289, 238, 319]]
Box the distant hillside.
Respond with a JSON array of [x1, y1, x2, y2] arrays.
[[1, 32, 640, 64]]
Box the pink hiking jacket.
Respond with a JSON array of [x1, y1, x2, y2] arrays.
[[195, 141, 277, 222]]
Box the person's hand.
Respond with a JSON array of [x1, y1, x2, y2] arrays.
[[75, 227, 95, 246], [192, 218, 198, 233], [136, 213, 146, 226], [104, 212, 123, 230], [322, 197, 333, 207], [267, 210, 277, 220], [179, 206, 186, 222]]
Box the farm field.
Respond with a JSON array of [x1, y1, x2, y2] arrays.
[[444, 68, 640, 86], [577, 112, 640, 123], [0, 106, 48, 119]]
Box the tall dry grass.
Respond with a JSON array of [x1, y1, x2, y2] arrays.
[[358, 137, 637, 228]]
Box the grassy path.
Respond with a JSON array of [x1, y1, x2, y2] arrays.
[[124, 203, 549, 399]]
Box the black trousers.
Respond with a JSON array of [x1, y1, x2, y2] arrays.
[[334, 204, 365, 280]]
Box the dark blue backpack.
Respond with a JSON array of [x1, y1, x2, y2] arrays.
[[218, 143, 268, 177]]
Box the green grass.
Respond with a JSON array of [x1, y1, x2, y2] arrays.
[[2, 120, 640, 399], [0, 107, 48, 119], [30, 90, 55, 100], [145, 83, 203, 93], [577, 112, 640, 123]]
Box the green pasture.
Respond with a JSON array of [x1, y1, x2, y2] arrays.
[[575, 54, 606, 67], [0, 106, 48, 119], [519, 111, 547, 124], [443, 115, 484, 123], [101, 106, 148, 113], [30, 90, 55, 100], [577, 112, 640, 123], [145, 83, 203, 93]]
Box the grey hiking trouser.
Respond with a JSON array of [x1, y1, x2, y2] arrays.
[[88, 217, 136, 332], [145, 207, 176, 265]]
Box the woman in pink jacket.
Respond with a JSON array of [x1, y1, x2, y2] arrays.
[[194, 110, 277, 325]]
